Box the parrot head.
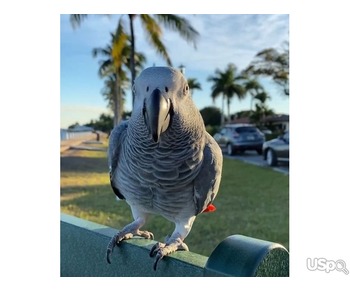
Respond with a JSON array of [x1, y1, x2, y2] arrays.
[[133, 67, 191, 143]]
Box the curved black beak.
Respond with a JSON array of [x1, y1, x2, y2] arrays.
[[143, 88, 172, 143]]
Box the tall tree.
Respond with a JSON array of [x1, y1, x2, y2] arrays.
[[250, 103, 275, 127], [127, 14, 199, 105], [187, 78, 202, 96], [250, 91, 273, 126], [244, 42, 289, 96], [242, 77, 264, 112], [92, 20, 146, 126], [200, 106, 221, 126], [70, 14, 199, 106], [208, 64, 245, 125]]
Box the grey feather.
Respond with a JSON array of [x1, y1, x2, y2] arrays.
[[108, 120, 128, 199], [193, 132, 223, 214]]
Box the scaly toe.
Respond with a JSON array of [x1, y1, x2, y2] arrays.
[[138, 230, 154, 240]]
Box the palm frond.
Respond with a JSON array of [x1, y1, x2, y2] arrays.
[[155, 14, 199, 48], [140, 14, 172, 65], [92, 46, 112, 58], [111, 18, 128, 69], [70, 14, 88, 29]]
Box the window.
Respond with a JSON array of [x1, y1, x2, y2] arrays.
[[220, 128, 227, 135], [283, 132, 289, 143], [235, 126, 258, 134]]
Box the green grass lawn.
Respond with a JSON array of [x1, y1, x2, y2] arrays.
[[60, 140, 289, 256]]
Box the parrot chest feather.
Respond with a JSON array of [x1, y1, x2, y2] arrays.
[[114, 115, 204, 218]]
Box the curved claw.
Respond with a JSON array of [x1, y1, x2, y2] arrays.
[[106, 233, 126, 264], [106, 236, 117, 264], [149, 242, 165, 258], [149, 243, 158, 257], [150, 242, 166, 270], [106, 248, 112, 264], [153, 253, 164, 271]]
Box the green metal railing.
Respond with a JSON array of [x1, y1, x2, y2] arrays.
[[61, 213, 289, 277]]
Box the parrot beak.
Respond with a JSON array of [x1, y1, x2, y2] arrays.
[[144, 88, 172, 143]]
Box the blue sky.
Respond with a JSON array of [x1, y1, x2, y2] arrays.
[[60, 14, 289, 128]]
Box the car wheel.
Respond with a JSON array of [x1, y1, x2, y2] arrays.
[[227, 143, 235, 156], [266, 149, 277, 166]]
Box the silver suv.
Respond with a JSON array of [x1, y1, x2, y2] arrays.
[[213, 124, 265, 155]]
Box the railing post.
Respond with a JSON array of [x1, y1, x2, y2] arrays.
[[204, 234, 289, 276]]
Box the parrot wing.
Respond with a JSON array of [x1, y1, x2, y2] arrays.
[[193, 132, 223, 215], [108, 120, 128, 200]]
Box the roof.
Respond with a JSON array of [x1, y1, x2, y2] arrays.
[[230, 114, 289, 124], [69, 125, 94, 132], [224, 123, 254, 127], [264, 114, 289, 123], [230, 117, 251, 124]]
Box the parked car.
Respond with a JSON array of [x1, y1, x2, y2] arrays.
[[262, 131, 289, 166], [259, 127, 272, 135], [213, 124, 265, 155]]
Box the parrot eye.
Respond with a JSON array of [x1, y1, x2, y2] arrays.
[[146, 86, 149, 92], [165, 86, 169, 92], [183, 85, 189, 95]]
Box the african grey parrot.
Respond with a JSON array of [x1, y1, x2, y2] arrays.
[[107, 66, 222, 270]]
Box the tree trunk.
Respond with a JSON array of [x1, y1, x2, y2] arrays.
[[113, 77, 120, 127], [227, 98, 231, 123], [129, 14, 136, 108], [113, 73, 124, 127], [118, 80, 124, 124], [221, 94, 225, 126]]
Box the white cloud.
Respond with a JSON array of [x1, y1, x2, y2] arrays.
[[132, 14, 289, 73]]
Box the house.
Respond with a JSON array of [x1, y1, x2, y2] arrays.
[[60, 125, 94, 141], [69, 125, 94, 132], [263, 114, 289, 132], [231, 114, 289, 132]]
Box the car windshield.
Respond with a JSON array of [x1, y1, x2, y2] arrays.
[[235, 127, 258, 134]]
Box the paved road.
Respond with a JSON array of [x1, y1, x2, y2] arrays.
[[223, 150, 289, 175]]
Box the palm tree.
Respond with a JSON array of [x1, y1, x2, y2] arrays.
[[92, 20, 146, 125], [100, 75, 127, 126], [126, 14, 200, 105], [187, 78, 202, 96], [91, 22, 127, 126], [70, 14, 199, 106], [208, 64, 245, 125], [254, 91, 270, 104], [244, 41, 289, 96], [250, 91, 272, 126], [250, 103, 275, 127], [242, 77, 264, 113], [207, 69, 225, 125]]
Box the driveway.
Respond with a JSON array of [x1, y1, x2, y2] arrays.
[[224, 150, 289, 175]]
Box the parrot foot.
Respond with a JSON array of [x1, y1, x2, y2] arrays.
[[149, 239, 189, 271], [106, 230, 154, 264]]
